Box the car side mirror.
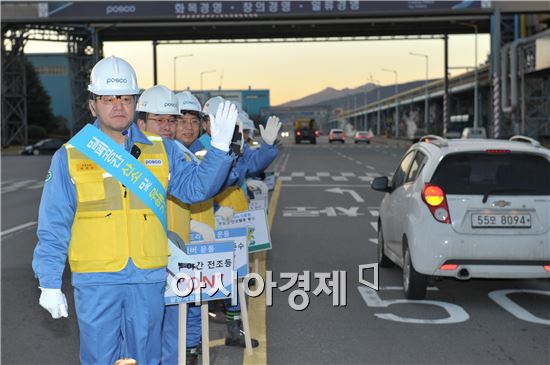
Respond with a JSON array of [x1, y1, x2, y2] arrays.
[[371, 176, 391, 193]]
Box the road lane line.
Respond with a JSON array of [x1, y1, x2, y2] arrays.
[[243, 178, 282, 365], [1, 221, 37, 237]]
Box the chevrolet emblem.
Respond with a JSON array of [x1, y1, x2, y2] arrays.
[[493, 200, 511, 208]]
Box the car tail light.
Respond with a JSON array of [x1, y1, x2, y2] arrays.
[[296, 131, 301, 136], [440, 264, 458, 271], [422, 184, 451, 224], [544, 265, 550, 272], [315, 130, 320, 137], [342, 132, 346, 139], [486, 149, 511, 154]]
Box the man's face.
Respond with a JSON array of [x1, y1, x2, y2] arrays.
[[89, 95, 135, 133], [176, 112, 201, 147], [138, 113, 177, 139], [243, 130, 250, 141]]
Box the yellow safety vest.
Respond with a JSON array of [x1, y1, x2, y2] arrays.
[[214, 185, 249, 213], [66, 132, 169, 273]]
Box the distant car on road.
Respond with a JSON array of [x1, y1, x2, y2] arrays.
[[461, 127, 487, 139], [353, 130, 373, 144], [371, 135, 550, 299], [20, 138, 65, 155], [329, 129, 346, 143]]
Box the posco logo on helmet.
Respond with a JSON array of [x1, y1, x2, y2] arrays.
[[106, 78, 128, 84], [164, 102, 178, 108], [106, 5, 136, 15]]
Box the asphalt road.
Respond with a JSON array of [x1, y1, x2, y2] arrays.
[[267, 138, 550, 365], [2, 138, 549, 365]]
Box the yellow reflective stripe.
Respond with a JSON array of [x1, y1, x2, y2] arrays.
[[147, 136, 163, 141]]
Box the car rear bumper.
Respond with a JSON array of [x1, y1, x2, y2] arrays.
[[411, 228, 550, 278]]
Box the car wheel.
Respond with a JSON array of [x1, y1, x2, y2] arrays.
[[32, 149, 40, 156], [377, 225, 394, 268], [402, 245, 427, 300]]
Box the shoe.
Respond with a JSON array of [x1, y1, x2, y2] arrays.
[[225, 320, 259, 348], [186, 347, 199, 365]]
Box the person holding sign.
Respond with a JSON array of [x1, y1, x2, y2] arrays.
[[188, 97, 280, 348], [32, 56, 238, 365], [160, 91, 209, 365]]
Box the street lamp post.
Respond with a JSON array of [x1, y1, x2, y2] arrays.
[[173, 54, 193, 90], [410, 52, 430, 133], [460, 23, 479, 129], [370, 75, 382, 136], [382, 68, 399, 137], [200, 69, 216, 90]]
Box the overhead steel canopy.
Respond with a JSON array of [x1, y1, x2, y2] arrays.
[[4, 1, 547, 41]]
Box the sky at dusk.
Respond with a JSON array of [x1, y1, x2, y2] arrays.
[[25, 33, 490, 105]]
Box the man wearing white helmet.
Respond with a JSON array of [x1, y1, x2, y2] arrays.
[[159, 91, 209, 365], [188, 96, 280, 348], [32, 56, 238, 365], [136, 85, 180, 139]]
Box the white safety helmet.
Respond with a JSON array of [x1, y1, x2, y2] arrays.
[[202, 96, 225, 116], [88, 56, 140, 96], [239, 111, 256, 131], [137, 85, 181, 115], [176, 91, 202, 114]]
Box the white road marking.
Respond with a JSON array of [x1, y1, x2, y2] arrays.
[[370, 222, 378, 231], [291, 172, 305, 177], [341, 172, 356, 177], [331, 176, 349, 182], [316, 172, 330, 177], [369, 238, 378, 245], [305, 176, 321, 181], [1, 221, 37, 236], [358, 176, 374, 182], [369, 210, 379, 217], [366, 165, 375, 170]]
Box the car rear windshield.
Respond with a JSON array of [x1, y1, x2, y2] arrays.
[[357, 132, 368, 136], [332, 130, 343, 133], [430, 152, 550, 195]]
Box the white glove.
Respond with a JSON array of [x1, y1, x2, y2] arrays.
[[215, 206, 235, 224], [190, 219, 215, 242], [260, 116, 282, 145], [39, 287, 68, 319], [210, 100, 238, 152], [246, 179, 268, 195]]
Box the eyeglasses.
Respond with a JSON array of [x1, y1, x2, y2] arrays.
[[95, 95, 135, 106], [147, 117, 177, 125], [176, 117, 200, 127]]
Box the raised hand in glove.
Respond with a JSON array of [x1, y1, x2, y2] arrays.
[[39, 287, 69, 319], [246, 179, 269, 195], [190, 219, 216, 242], [210, 100, 238, 152], [215, 206, 235, 224], [259, 116, 282, 145]]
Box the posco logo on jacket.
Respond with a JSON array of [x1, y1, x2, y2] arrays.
[[106, 5, 136, 15], [144, 159, 163, 166], [164, 102, 178, 108], [106, 78, 128, 84]]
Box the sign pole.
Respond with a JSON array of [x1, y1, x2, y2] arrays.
[[238, 280, 253, 355], [178, 303, 187, 365], [201, 303, 210, 365]]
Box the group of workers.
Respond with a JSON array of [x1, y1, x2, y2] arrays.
[[32, 55, 281, 365]]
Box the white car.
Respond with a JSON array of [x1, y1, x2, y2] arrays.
[[371, 135, 550, 299]]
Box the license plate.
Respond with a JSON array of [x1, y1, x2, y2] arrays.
[[471, 214, 531, 228]]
